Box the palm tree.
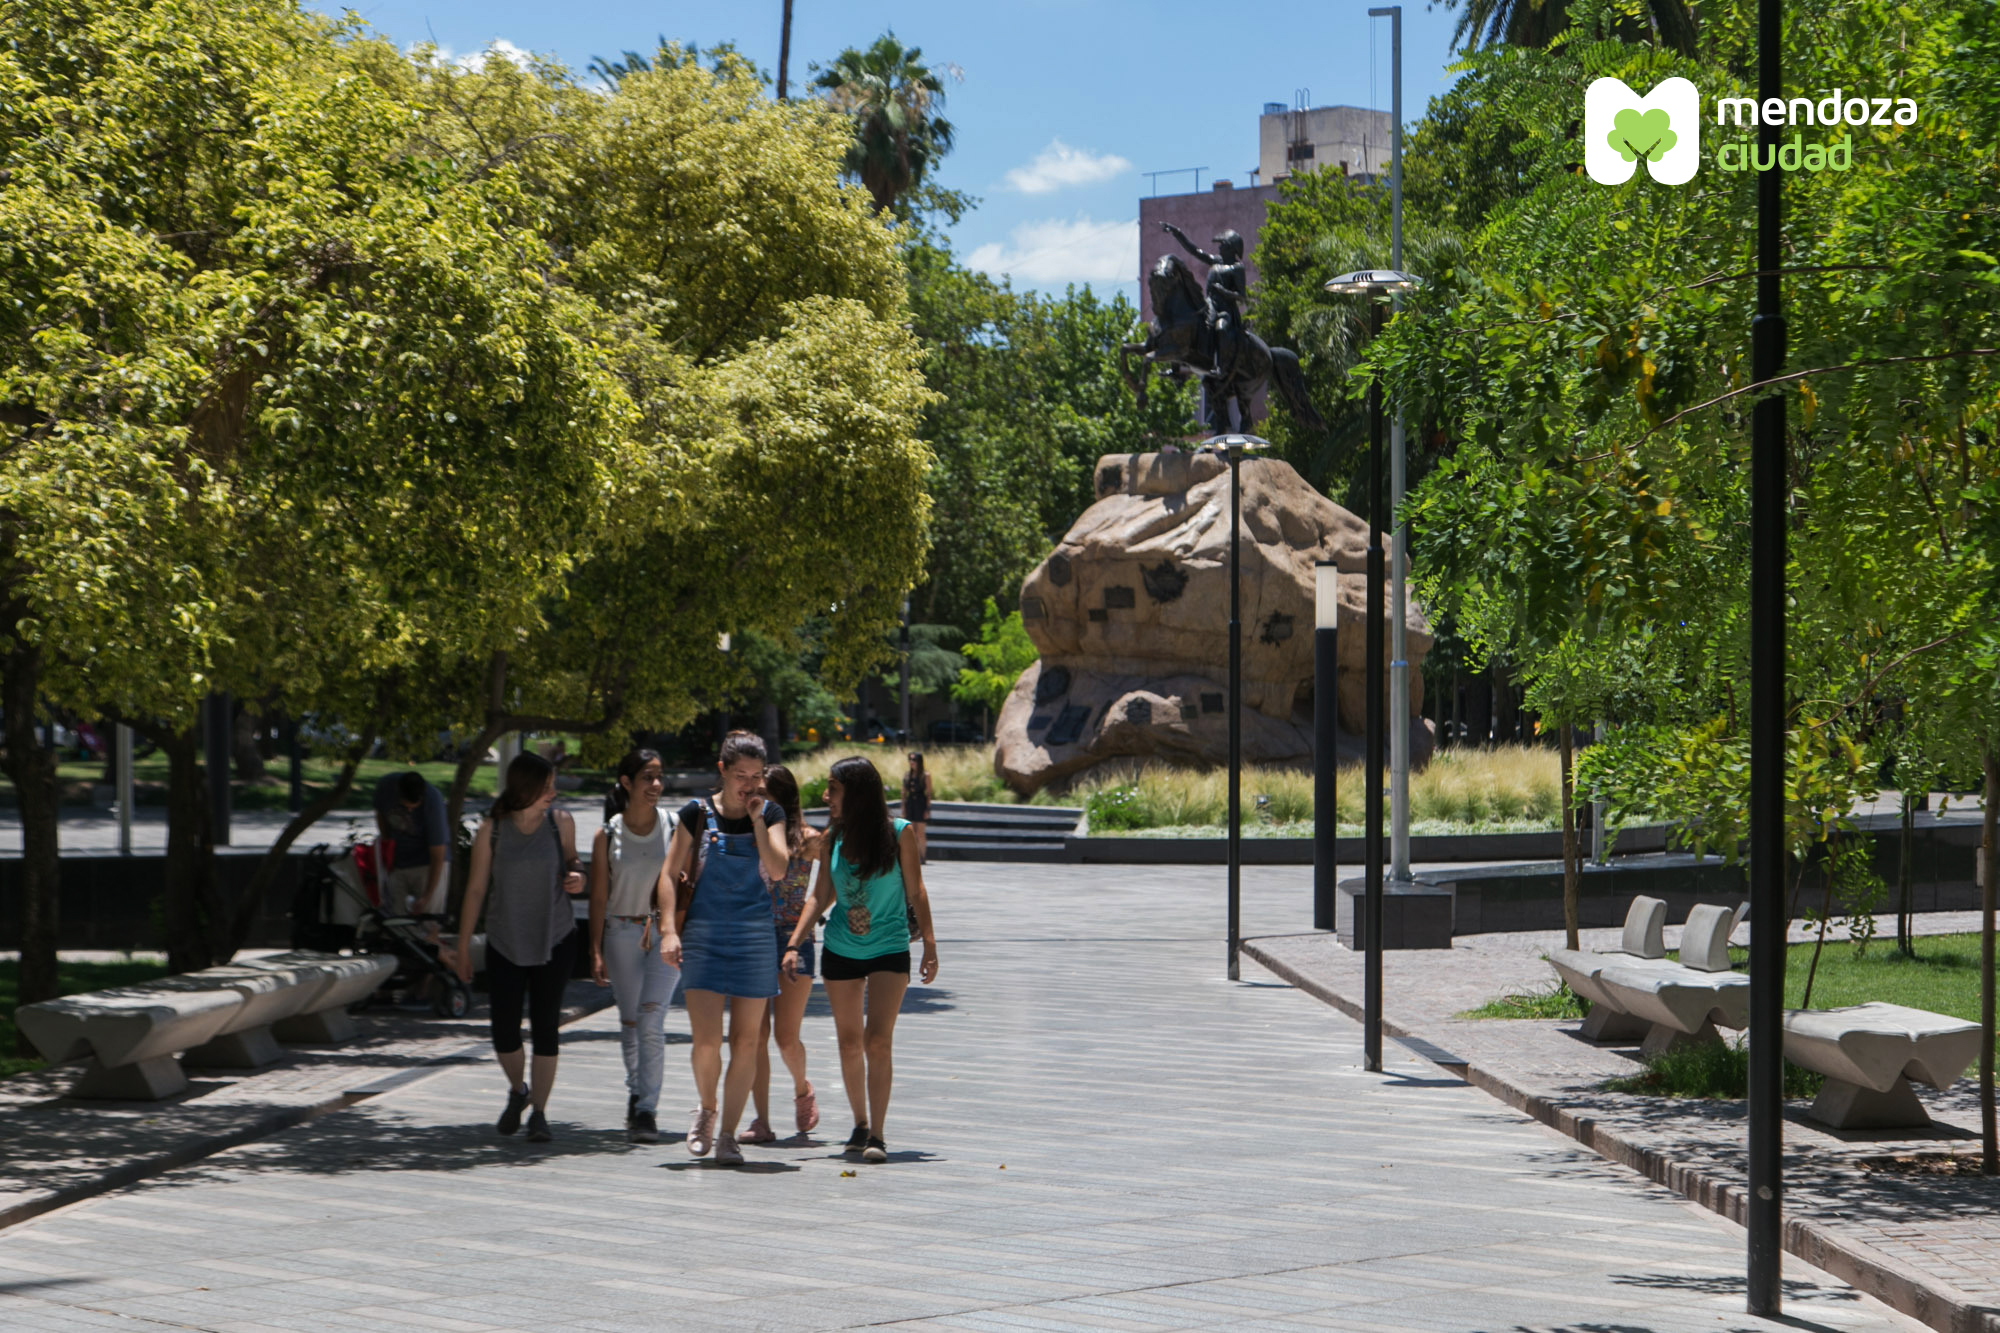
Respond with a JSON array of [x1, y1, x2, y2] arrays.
[[777, 0, 795, 100], [812, 33, 961, 213], [1447, 0, 1698, 56]]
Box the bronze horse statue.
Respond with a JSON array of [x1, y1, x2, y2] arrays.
[[1120, 253, 1327, 435]]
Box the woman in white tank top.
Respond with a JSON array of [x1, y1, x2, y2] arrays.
[[587, 749, 681, 1143]]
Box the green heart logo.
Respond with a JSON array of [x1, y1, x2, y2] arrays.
[[1609, 107, 1678, 163]]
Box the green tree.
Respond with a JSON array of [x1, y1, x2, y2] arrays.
[[952, 599, 1039, 727], [812, 34, 960, 213]]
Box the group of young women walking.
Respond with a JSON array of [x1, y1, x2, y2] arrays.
[[452, 733, 938, 1164]]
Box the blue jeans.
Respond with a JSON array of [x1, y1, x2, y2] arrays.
[[602, 917, 680, 1115]]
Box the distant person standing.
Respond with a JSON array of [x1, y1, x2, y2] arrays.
[[666, 731, 791, 1164], [374, 770, 451, 917], [785, 756, 938, 1164], [588, 749, 680, 1144], [739, 764, 821, 1145], [454, 752, 585, 1143], [901, 753, 934, 864]]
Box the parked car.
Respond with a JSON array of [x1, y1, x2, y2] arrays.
[[927, 719, 983, 744]]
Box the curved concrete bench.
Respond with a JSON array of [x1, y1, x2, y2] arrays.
[[169, 962, 325, 1069], [235, 952, 396, 1043], [14, 986, 245, 1099], [1783, 1002, 1983, 1129], [1546, 895, 1667, 1041], [1592, 904, 1747, 1055]]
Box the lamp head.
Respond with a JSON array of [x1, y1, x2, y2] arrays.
[[1315, 561, 1340, 631], [1200, 432, 1273, 458], [1323, 268, 1423, 298]]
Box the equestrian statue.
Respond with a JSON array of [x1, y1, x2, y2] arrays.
[[1121, 221, 1326, 436]]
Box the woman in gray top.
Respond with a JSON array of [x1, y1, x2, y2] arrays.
[[455, 751, 585, 1143]]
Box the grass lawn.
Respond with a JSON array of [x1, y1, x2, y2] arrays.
[[0, 958, 172, 1078], [1768, 932, 1989, 1022]]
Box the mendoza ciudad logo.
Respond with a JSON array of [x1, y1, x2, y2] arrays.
[[1584, 76, 1917, 183]]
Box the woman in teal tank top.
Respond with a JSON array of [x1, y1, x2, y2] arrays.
[[782, 756, 937, 1164]]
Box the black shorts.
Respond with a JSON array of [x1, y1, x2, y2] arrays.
[[821, 947, 911, 982]]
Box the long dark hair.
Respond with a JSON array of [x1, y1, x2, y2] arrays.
[[829, 756, 898, 880], [763, 764, 805, 853], [605, 748, 663, 819], [492, 751, 555, 818]]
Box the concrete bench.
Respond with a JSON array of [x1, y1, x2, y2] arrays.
[[171, 960, 327, 1069], [1546, 895, 1667, 1040], [1783, 1002, 1983, 1129], [1592, 904, 1748, 1055], [234, 951, 396, 1043], [14, 986, 245, 1099]]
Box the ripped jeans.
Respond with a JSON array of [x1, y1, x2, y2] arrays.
[[602, 916, 682, 1115]]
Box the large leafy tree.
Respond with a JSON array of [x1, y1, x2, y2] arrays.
[[1, 0, 629, 977]]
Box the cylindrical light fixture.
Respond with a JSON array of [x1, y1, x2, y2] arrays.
[[1313, 561, 1340, 932]]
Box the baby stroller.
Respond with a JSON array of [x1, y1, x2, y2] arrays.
[[292, 841, 478, 1018]]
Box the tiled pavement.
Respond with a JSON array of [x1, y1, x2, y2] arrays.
[[1247, 913, 1998, 1329], [0, 865, 1928, 1332]]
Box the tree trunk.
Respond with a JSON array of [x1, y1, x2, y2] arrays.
[[446, 650, 512, 835], [1980, 747, 1996, 1175], [231, 700, 266, 780], [1898, 788, 1915, 956], [759, 696, 782, 764], [1, 636, 61, 1035], [223, 739, 371, 961], [775, 0, 794, 100], [154, 725, 216, 972], [1560, 720, 1579, 951]]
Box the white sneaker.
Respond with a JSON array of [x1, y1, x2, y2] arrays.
[[713, 1132, 744, 1165], [687, 1108, 717, 1157]]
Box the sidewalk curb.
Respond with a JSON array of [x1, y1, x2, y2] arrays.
[[1240, 939, 1996, 1333], [0, 990, 612, 1235]]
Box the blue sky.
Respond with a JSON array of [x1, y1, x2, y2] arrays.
[[318, 1, 1471, 304]]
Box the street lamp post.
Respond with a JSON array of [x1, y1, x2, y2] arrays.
[[1323, 269, 1420, 1073], [1204, 432, 1271, 981], [1746, 0, 1787, 1313], [1367, 4, 1416, 890], [1313, 562, 1339, 931]]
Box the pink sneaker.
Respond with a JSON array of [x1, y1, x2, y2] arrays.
[[713, 1132, 744, 1165], [795, 1082, 821, 1134], [739, 1118, 778, 1144], [687, 1108, 717, 1157]]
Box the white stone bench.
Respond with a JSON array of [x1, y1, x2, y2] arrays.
[[1592, 904, 1748, 1055], [14, 986, 245, 1099], [1546, 895, 1666, 1041], [1783, 1002, 1983, 1129], [170, 961, 326, 1069], [235, 951, 396, 1043]]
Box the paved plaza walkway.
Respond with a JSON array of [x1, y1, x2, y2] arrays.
[[0, 865, 1927, 1332]]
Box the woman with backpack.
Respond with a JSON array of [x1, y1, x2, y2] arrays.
[[587, 748, 680, 1145], [455, 751, 586, 1143], [738, 764, 822, 1145], [665, 731, 792, 1164], [782, 755, 937, 1164]]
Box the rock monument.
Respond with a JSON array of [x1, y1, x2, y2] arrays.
[[994, 449, 1435, 796]]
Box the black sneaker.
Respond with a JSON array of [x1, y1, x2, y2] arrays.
[[843, 1124, 870, 1157], [862, 1136, 888, 1164], [628, 1110, 659, 1144], [497, 1085, 531, 1136], [526, 1109, 553, 1143]]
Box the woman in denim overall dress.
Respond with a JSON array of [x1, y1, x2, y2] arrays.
[[664, 731, 791, 1164]]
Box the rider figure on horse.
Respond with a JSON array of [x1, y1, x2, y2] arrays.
[[1160, 221, 1248, 383]]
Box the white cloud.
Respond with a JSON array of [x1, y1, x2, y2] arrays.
[[966, 217, 1136, 287], [414, 39, 534, 72], [1002, 140, 1134, 195]]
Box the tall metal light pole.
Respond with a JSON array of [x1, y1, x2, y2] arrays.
[[1206, 432, 1271, 981], [1746, 0, 1788, 1312], [1368, 4, 1415, 889], [1324, 270, 1419, 1073], [1313, 561, 1340, 931], [899, 595, 913, 743], [115, 722, 134, 856]]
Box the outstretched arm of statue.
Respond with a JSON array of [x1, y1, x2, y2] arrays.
[[1159, 220, 1219, 267]]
